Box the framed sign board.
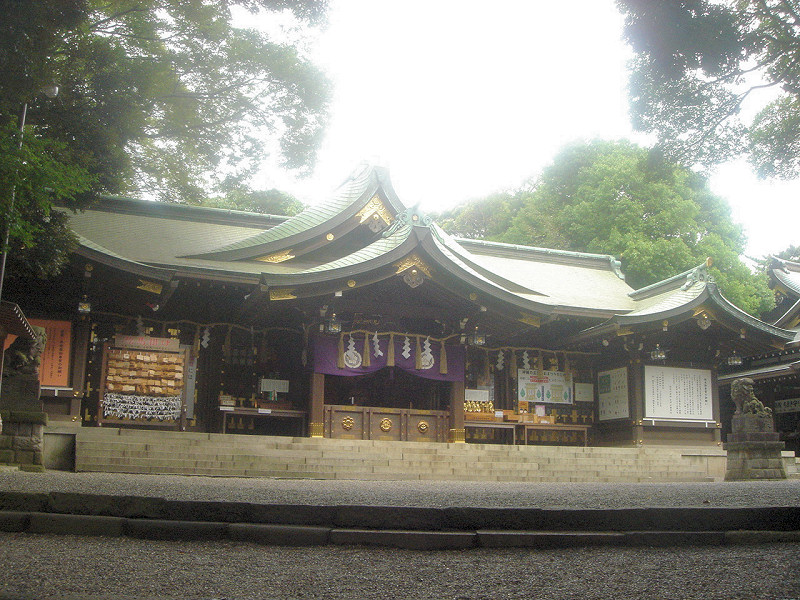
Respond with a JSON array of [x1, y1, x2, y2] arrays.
[[518, 369, 573, 405], [598, 367, 629, 421], [644, 366, 713, 420], [775, 397, 800, 414]]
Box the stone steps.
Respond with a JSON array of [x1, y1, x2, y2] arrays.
[[72, 428, 723, 482], [782, 451, 800, 479]]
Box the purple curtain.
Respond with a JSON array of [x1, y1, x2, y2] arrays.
[[313, 334, 464, 382]]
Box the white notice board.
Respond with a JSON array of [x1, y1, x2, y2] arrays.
[[574, 382, 595, 403], [518, 370, 573, 404], [644, 366, 713, 420], [598, 367, 629, 421]]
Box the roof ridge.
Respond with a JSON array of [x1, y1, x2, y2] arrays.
[[79, 195, 289, 227], [629, 260, 713, 300], [456, 238, 625, 277], [180, 164, 385, 260]]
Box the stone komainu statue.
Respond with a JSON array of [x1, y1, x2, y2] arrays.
[[731, 377, 772, 418], [2, 326, 46, 378]]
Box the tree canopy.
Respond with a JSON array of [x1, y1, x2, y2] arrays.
[[202, 188, 305, 216], [435, 192, 522, 241], [617, 0, 800, 178], [0, 0, 330, 281], [437, 140, 774, 317]]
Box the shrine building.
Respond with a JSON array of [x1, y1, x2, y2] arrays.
[[718, 256, 800, 454], [5, 164, 797, 454]]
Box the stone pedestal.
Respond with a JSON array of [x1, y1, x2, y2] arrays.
[[0, 410, 47, 467], [724, 414, 787, 480]]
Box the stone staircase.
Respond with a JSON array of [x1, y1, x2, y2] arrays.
[[73, 428, 726, 483], [784, 451, 800, 479]]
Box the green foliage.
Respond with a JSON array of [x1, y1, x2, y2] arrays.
[[617, 0, 800, 177], [202, 188, 305, 215], [0, 0, 330, 279], [0, 1, 330, 201], [434, 193, 522, 240], [445, 140, 774, 316], [0, 121, 93, 280], [775, 245, 800, 261]]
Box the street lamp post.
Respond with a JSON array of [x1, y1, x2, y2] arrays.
[[0, 84, 59, 305]]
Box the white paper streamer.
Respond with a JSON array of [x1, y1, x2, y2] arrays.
[[401, 336, 411, 359], [103, 392, 181, 421]]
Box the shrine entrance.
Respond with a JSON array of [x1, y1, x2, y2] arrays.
[[309, 332, 465, 442], [322, 369, 450, 442]]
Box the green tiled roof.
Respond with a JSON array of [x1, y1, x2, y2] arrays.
[[299, 223, 412, 274], [186, 163, 380, 259], [772, 257, 800, 296], [453, 236, 636, 313], [61, 168, 796, 348]]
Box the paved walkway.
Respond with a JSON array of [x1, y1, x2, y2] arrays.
[[1, 470, 799, 509]]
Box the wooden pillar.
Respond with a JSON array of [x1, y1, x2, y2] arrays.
[[630, 359, 644, 446], [69, 319, 91, 420], [449, 380, 465, 443], [309, 372, 325, 438], [711, 370, 722, 444]]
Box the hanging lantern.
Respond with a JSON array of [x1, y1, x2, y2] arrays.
[[77, 296, 92, 314], [325, 313, 342, 334], [726, 351, 743, 367], [469, 327, 486, 346], [650, 344, 666, 361]]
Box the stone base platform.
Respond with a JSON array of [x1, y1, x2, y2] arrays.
[[724, 441, 788, 480]]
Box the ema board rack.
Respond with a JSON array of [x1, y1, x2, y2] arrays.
[[97, 336, 188, 429]]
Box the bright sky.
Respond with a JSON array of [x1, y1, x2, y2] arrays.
[[252, 0, 798, 260]]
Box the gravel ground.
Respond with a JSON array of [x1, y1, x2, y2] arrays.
[[0, 532, 798, 600], [1, 471, 799, 509], [2, 473, 799, 599]]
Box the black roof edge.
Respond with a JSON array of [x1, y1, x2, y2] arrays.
[[74, 245, 176, 282], [66, 195, 289, 229]]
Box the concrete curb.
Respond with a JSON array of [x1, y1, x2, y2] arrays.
[[1, 510, 799, 549], [228, 523, 331, 546], [28, 512, 125, 537], [0, 490, 798, 550], [3, 491, 800, 532]]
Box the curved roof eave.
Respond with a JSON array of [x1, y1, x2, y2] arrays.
[[564, 285, 713, 344], [76, 235, 268, 286], [707, 284, 796, 342], [75, 237, 175, 282], [563, 282, 796, 346], [773, 264, 800, 297], [420, 229, 627, 318], [259, 227, 417, 287], [182, 164, 405, 262], [774, 297, 800, 328]]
